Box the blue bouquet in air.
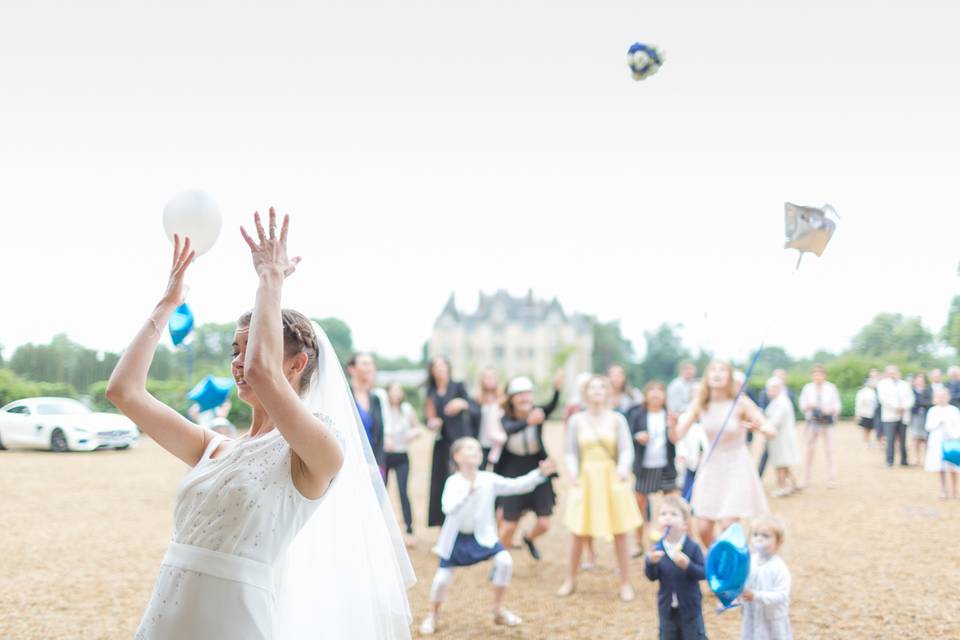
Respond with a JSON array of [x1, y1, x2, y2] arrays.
[[627, 42, 664, 81]]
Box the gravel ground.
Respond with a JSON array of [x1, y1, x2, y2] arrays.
[[2, 421, 957, 639]]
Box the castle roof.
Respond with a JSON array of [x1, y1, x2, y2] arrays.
[[437, 289, 591, 334]]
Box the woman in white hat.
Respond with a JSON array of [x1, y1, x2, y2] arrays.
[[495, 372, 564, 560]]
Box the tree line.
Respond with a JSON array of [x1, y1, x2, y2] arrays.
[[2, 295, 958, 421]]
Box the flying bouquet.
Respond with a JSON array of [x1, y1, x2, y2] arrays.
[[627, 42, 664, 81]]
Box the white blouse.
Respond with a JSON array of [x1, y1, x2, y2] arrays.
[[642, 410, 669, 469]]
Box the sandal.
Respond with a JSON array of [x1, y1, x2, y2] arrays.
[[418, 615, 437, 635], [493, 608, 522, 627], [619, 585, 636, 602], [556, 580, 576, 597], [522, 535, 541, 561]]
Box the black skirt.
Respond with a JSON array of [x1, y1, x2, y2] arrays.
[[495, 451, 556, 520], [635, 465, 678, 494]]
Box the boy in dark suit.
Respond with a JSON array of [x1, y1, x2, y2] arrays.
[[644, 495, 708, 639]]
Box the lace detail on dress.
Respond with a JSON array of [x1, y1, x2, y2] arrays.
[[314, 411, 345, 448]]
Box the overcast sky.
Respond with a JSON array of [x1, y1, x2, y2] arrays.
[[2, 0, 959, 365]]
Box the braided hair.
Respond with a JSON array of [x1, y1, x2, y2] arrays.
[[237, 309, 321, 395]]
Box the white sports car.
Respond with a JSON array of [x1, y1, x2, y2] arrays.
[[0, 397, 139, 452]]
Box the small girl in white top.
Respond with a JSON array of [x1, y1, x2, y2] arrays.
[[419, 437, 556, 635], [923, 387, 960, 499], [740, 514, 792, 640], [475, 367, 507, 469]]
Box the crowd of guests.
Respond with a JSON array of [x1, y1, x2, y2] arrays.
[[338, 352, 960, 638], [855, 365, 960, 498]]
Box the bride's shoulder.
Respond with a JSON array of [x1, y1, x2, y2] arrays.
[[312, 411, 345, 447]]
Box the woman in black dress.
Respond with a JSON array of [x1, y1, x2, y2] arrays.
[[495, 372, 562, 560], [425, 356, 477, 527]]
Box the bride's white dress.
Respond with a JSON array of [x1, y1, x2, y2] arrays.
[[135, 428, 326, 639]]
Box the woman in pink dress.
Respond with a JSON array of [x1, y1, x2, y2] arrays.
[[670, 360, 774, 548]]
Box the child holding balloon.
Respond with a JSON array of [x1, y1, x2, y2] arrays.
[[740, 514, 792, 640], [643, 495, 707, 640]]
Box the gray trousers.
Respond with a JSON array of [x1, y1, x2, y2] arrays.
[[883, 421, 908, 465]]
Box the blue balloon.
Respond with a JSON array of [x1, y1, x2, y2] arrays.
[[188, 375, 235, 412], [706, 523, 751, 608], [168, 303, 195, 346], [627, 42, 664, 81], [943, 438, 960, 467]]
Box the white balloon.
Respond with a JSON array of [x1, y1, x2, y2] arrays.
[[162, 190, 222, 256]]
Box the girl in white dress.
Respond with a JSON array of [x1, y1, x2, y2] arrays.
[[108, 209, 414, 639], [740, 514, 792, 640], [924, 387, 960, 499], [763, 378, 799, 497]]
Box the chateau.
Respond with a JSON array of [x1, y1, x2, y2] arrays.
[[428, 290, 593, 395]]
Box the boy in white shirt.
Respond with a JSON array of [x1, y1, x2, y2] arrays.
[[420, 437, 556, 635]]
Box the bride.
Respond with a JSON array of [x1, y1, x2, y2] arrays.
[[107, 208, 415, 639]]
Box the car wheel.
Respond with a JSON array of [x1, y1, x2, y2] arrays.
[[0, 431, 5, 450], [50, 428, 69, 453], [115, 445, 130, 450]]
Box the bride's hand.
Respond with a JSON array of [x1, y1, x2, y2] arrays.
[[240, 207, 301, 278], [161, 234, 196, 306]]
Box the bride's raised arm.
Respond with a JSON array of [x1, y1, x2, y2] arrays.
[[240, 208, 344, 499], [106, 236, 213, 466]]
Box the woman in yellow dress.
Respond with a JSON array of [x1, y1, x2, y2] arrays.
[[557, 375, 643, 602]]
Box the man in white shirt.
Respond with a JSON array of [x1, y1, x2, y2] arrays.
[[876, 364, 914, 467], [799, 364, 841, 487]]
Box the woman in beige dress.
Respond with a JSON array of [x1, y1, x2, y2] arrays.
[[670, 360, 774, 548]]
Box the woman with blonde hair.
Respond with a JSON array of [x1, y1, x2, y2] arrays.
[[558, 375, 642, 602], [670, 360, 774, 549]]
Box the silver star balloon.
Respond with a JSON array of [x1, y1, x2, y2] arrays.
[[784, 202, 837, 266]]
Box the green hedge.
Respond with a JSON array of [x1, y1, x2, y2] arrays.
[[0, 368, 77, 407]]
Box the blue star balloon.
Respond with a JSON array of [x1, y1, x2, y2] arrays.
[[627, 42, 664, 81], [168, 302, 195, 346], [188, 375, 235, 412], [706, 522, 751, 609]]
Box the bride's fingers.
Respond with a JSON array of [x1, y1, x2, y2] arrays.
[[279, 214, 289, 245], [268, 207, 277, 239], [176, 237, 192, 270], [254, 211, 266, 244], [175, 250, 197, 277], [173, 239, 193, 274], [172, 234, 181, 268], [240, 226, 259, 252]]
